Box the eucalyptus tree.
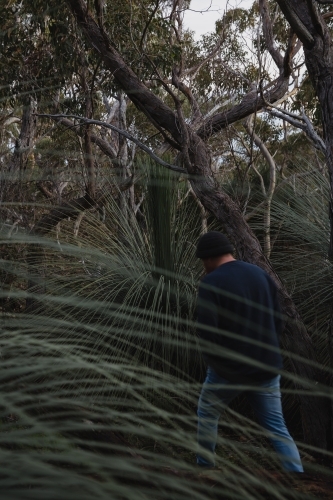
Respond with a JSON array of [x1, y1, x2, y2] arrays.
[[1, 0, 333, 452], [54, 0, 333, 450]]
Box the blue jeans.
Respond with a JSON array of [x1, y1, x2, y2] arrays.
[[197, 367, 303, 472]]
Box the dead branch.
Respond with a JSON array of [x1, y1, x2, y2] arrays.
[[182, 30, 226, 79]]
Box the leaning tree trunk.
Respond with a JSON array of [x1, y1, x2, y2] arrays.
[[186, 131, 331, 450], [275, 0, 333, 453], [66, 0, 332, 450]]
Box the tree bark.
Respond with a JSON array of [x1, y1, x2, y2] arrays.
[[13, 97, 37, 174], [64, 0, 332, 449]]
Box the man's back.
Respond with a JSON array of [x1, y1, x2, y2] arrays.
[[195, 233, 303, 473], [197, 261, 283, 382]]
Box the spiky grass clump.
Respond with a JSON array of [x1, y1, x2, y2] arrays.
[[1, 161, 333, 499]]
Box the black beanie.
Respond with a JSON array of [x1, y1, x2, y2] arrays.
[[196, 231, 234, 258]]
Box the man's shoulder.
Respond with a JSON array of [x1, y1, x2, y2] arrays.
[[210, 260, 264, 275], [229, 260, 270, 276], [204, 261, 272, 287]]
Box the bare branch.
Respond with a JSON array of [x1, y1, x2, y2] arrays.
[[140, 0, 160, 51], [284, 30, 299, 76], [3, 116, 20, 127], [182, 30, 226, 79], [244, 117, 276, 201], [74, 211, 85, 237], [171, 68, 202, 125], [51, 114, 117, 159], [67, 0, 181, 144], [32, 194, 95, 236], [323, 11, 333, 19], [256, 78, 326, 153], [244, 115, 276, 258], [32, 175, 138, 236], [300, 110, 325, 147], [36, 114, 187, 174], [203, 98, 237, 120], [251, 164, 267, 197], [259, 0, 284, 70], [265, 106, 326, 154], [36, 182, 54, 199], [198, 74, 289, 139]]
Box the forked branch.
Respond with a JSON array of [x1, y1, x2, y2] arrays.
[[36, 114, 186, 174]]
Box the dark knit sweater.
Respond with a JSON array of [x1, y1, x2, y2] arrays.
[[197, 261, 284, 382]]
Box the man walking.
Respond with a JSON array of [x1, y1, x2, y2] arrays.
[[196, 231, 303, 473]]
